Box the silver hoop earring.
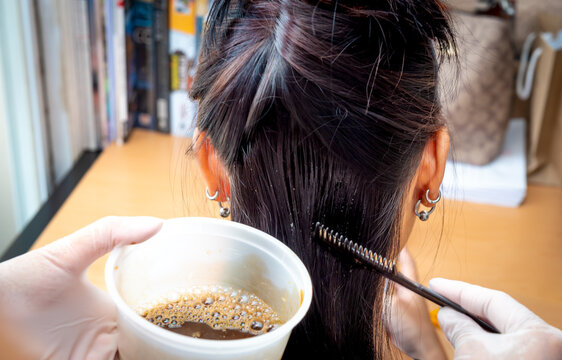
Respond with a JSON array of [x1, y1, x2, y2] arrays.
[[415, 189, 441, 221], [205, 187, 219, 201], [218, 200, 230, 218], [425, 189, 441, 204]]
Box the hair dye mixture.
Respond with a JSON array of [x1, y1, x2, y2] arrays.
[[139, 286, 282, 340]]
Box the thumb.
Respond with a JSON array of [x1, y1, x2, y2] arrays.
[[41, 216, 163, 274], [429, 277, 542, 332], [437, 306, 482, 348]]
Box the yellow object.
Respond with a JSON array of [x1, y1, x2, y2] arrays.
[[169, 0, 196, 34], [430, 308, 441, 330], [170, 54, 179, 90]]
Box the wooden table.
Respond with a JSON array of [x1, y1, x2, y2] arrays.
[[32, 129, 562, 357]]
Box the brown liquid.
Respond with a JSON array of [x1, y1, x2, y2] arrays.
[[139, 285, 282, 340], [168, 321, 256, 340]]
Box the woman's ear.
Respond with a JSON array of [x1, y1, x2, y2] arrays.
[[414, 127, 450, 207], [193, 129, 231, 202]]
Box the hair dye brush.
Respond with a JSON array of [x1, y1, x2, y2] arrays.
[[313, 222, 499, 334]]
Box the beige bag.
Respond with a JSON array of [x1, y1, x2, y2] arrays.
[[517, 13, 562, 186], [439, 12, 515, 165]]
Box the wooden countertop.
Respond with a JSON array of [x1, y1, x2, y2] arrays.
[[32, 129, 562, 356]]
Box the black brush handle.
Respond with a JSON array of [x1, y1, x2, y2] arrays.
[[312, 222, 499, 334], [389, 271, 500, 334]]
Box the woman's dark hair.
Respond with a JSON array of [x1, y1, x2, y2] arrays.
[[191, 0, 454, 358]]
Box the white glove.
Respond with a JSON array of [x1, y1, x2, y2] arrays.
[[0, 216, 163, 360], [385, 248, 446, 360], [429, 278, 562, 360]]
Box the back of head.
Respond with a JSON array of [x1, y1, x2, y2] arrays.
[[191, 0, 454, 358]]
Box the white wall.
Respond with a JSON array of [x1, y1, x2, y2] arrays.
[[0, 0, 49, 253], [0, 0, 100, 253], [0, 53, 18, 254]]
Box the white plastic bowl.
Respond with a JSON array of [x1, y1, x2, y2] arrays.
[[105, 217, 313, 360]]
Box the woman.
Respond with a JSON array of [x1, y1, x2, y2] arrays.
[[1, 1, 561, 359], [191, 0, 451, 358]]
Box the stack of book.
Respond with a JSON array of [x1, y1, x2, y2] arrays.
[[88, 0, 209, 146]]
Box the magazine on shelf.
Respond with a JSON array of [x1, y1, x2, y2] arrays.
[[169, 0, 198, 137], [87, 0, 109, 148], [154, 0, 170, 133], [114, 0, 129, 144], [125, 0, 156, 133], [80, 0, 210, 144]]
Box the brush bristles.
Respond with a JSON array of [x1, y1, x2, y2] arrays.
[[314, 222, 396, 272]]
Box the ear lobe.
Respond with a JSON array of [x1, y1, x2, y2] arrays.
[[194, 131, 231, 202], [415, 127, 450, 207]]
